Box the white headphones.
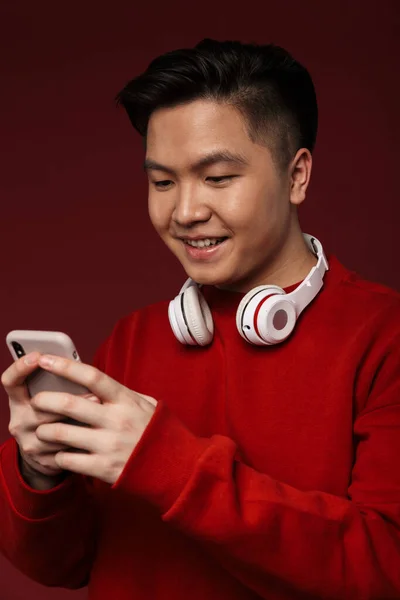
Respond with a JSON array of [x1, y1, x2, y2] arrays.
[[168, 233, 329, 347]]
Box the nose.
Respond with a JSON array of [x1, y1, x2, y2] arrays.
[[172, 185, 212, 227]]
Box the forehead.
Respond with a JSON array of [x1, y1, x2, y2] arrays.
[[146, 99, 253, 155], [144, 99, 277, 176]]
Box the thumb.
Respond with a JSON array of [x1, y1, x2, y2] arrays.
[[136, 393, 158, 407]]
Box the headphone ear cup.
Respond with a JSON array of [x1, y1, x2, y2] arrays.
[[181, 285, 214, 346], [168, 295, 191, 344], [236, 285, 286, 345], [256, 295, 297, 345]]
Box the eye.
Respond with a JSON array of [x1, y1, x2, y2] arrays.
[[152, 176, 236, 189], [207, 176, 235, 184], [153, 180, 173, 189]]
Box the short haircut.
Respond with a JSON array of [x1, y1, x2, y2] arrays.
[[116, 38, 318, 171]]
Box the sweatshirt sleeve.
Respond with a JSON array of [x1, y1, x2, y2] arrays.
[[113, 331, 400, 600], [0, 337, 110, 589]]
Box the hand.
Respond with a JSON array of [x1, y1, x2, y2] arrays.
[[31, 354, 158, 485], [1, 352, 100, 478]]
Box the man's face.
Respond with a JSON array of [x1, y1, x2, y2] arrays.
[[145, 99, 295, 292]]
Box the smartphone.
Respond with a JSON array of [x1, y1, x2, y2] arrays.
[[6, 330, 90, 397]]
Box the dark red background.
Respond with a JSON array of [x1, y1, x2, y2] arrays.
[[0, 1, 398, 598]]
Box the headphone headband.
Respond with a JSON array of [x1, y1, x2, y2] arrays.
[[286, 234, 329, 317], [170, 234, 329, 346]]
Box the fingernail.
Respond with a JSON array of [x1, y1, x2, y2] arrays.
[[39, 355, 55, 367], [24, 352, 38, 365]]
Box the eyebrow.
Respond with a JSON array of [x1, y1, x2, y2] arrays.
[[143, 150, 249, 176]]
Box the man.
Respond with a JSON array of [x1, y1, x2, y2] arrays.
[[1, 38, 399, 599]]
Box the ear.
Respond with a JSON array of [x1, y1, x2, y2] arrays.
[[289, 148, 312, 207]]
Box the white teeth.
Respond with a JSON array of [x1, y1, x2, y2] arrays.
[[185, 237, 225, 248]]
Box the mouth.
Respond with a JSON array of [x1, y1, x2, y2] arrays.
[[182, 236, 228, 247], [180, 237, 229, 260]]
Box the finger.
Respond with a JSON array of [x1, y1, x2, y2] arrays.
[[30, 393, 101, 429], [55, 451, 99, 479], [38, 355, 123, 404], [34, 453, 67, 473], [31, 392, 104, 428], [36, 440, 69, 453], [21, 436, 69, 462], [81, 393, 102, 403], [30, 394, 102, 429], [1, 352, 41, 401], [36, 422, 101, 453], [136, 392, 158, 407], [24, 454, 64, 476], [30, 406, 72, 428]]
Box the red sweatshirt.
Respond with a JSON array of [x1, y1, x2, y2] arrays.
[[1, 254, 400, 599]]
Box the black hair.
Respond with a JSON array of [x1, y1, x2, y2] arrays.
[[116, 38, 318, 171]]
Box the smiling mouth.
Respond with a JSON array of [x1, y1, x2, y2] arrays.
[[180, 237, 230, 261], [182, 237, 228, 248]]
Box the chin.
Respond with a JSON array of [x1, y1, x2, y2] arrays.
[[183, 267, 236, 288], [184, 272, 218, 286]]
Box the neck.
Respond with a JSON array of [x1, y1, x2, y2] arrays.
[[217, 227, 318, 294], [263, 234, 318, 289]]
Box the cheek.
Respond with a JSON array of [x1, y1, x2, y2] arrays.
[[148, 194, 168, 233], [226, 185, 285, 248], [224, 183, 270, 230]]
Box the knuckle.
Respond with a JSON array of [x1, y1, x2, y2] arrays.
[[8, 422, 19, 438], [86, 368, 101, 388], [63, 395, 76, 412], [1, 364, 19, 390], [53, 422, 65, 441], [22, 443, 36, 457], [0, 371, 9, 388], [115, 406, 135, 434], [119, 416, 135, 434]]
